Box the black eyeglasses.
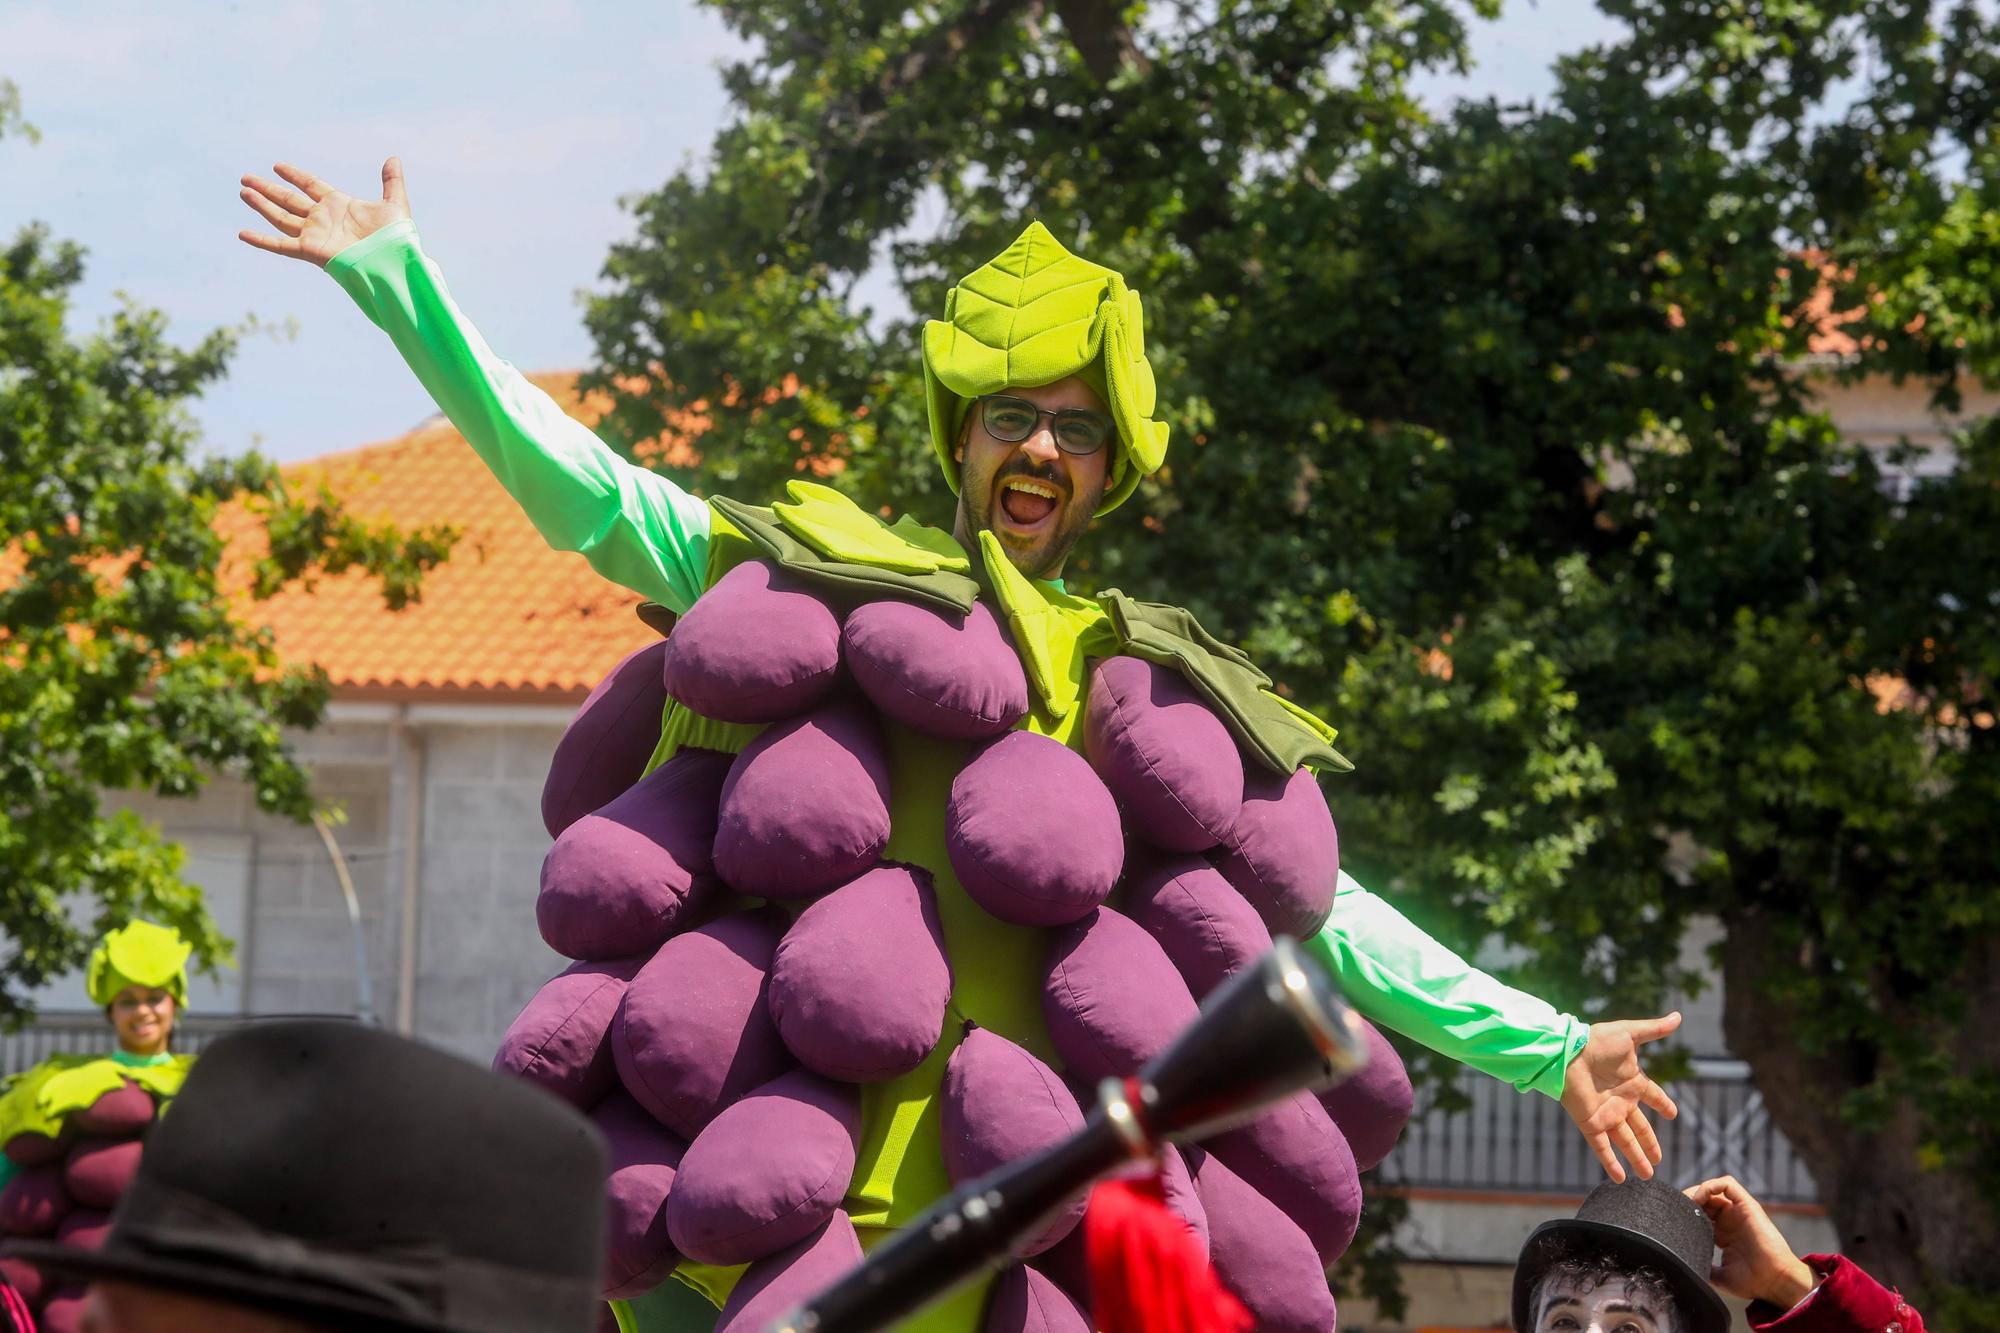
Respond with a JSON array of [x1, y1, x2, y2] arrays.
[[977, 395, 1115, 456]]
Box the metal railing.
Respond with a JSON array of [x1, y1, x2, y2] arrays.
[[1382, 1060, 1821, 1204], [8, 1018, 1819, 1205]]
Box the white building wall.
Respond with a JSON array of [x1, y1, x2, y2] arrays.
[[56, 708, 575, 1067], [410, 718, 571, 1062]]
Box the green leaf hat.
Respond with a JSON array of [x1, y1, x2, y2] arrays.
[[923, 221, 1170, 514], [85, 919, 192, 1009]]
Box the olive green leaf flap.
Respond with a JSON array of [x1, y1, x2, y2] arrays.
[[709, 496, 980, 614]]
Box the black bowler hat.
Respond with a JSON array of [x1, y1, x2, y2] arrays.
[[1512, 1177, 1729, 1333], [6, 1020, 607, 1332]]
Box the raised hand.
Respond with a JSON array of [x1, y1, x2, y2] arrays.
[[238, 158, 410, 268], [1559, 1010, 1681, 1182], [1685, 1175, 1817, 1307]]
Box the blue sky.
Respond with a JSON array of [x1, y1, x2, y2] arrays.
[[1, 0, 1620, 465]]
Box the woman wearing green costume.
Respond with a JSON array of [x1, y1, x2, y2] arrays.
[[239, 159, 1684, 1332], [0, 923, 198, 1330]]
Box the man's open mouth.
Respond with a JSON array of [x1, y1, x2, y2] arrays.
[[997, 476, 1061, 528]]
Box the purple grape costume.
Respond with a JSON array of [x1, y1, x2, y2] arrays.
[[0, 924, 197, 1332], [329, 221, 1593, 1333]]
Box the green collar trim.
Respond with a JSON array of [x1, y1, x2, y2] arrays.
[[977, 532, 1119, 719], [111, 1049, 175, 1068], [708, 495, 979, 614], [701, 485, 1349, 774]]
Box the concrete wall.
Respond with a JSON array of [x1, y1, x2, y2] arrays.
[[410, 716, 571, 1061]]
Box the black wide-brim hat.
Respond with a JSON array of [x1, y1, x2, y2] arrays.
[[1512, 1177, 1730, 1333], [7, 1020, 608, 1333]]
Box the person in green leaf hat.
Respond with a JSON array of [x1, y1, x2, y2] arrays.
[[0, 922, 199, 1192], [239, 158, 1685, 1330], [90, 920, 191, 1065]]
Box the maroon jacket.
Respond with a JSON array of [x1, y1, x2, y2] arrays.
[[1748, 1255, 1925, 1333]]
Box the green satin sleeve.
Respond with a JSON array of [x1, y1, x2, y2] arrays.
[[324, 220, 713, 615], [1305, 871, 1587, 1098]]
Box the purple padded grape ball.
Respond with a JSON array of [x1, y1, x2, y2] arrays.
[[714, 699, 892, 900], [494, 955, 648, 1110], [1042, 908, 1199, 1082], [0, 1164, 70, 1238], [715, 1211, 864, 1333], [984, 1264, 1092, 1333], [768, 864, 953, 1082], [666, 1069, 860, 1266], [1211, 764, 1339, 939], [947, 731, 1123, 927], [53, 1208, 110, 1252], [940, 1027, 1085, 1254], [843, 597, 1029, 741], [537, 748, 733, 961], [1204, 1089, 1361, 1265], [1121, 853, 1271, 999], [37, 1286, 86, 1333], [1186, 1148, 1338, 1333], [72, 1081, 153, 1138], [662, 560, 843, 724], [2, 1132, 66, 1170], [593, 1090, 687, 1300], [612, 907, 796, 1139], [542, 638, 671, 838], [1084, 656, 1244, 853], [1317, 1017, 1413, 1172], [0, 1256, 42, 1307], [62, 1138, 141, 1211]]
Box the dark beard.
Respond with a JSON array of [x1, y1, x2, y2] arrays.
[[960, 458, 1095, 580]]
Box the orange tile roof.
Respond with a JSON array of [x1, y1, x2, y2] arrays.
[[217, 373, 696, 702]]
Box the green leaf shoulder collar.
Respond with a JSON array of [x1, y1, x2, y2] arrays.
[[704, 481, 1349, 776]]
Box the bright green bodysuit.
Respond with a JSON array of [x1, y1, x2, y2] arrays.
[[327, 222, 1588, 1326]]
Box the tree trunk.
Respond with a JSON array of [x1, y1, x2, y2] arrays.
[[1721, 906, 2000, 1301]]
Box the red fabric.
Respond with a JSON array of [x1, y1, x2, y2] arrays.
[[1083, 1175, 1251, 1333], [1748, 1255, 1926, 1333], [0, 1279, 33, 1333]]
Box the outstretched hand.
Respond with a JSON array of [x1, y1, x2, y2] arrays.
[[1559, 1010, 1680, 1182], [238, 158, 410, 268]]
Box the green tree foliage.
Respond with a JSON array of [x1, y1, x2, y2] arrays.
[[1, 117, 457, 1020], [584, 0, 2000, 1307]]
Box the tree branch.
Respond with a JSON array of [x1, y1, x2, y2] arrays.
[[1054, 0, 1150, 83]]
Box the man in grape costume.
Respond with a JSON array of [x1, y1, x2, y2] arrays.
[[0, 923, 199, 1332], [240, 159, 1682, 1333]]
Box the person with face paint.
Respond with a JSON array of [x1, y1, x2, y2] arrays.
[[240, 158, 1686, 1330], [0, 923, 201, 1332], [1514, 1178, 1730, 1333]]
